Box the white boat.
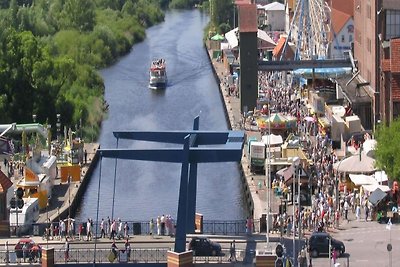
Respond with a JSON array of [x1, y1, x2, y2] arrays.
[[9, 197, 40, 235], [149, 59, 167, 89]]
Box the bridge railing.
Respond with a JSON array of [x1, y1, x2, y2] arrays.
[[15, 219, 262, 238], [0, 248, 252, 264]]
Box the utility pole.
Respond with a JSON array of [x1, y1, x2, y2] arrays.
[[266, 107, 271, 248]]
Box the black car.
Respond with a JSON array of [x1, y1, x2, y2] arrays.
[[308, 232, 345, 258], [188, 237, 222, 256]]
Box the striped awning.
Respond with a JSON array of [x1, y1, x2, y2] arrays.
[[0, 170, 12, 193]]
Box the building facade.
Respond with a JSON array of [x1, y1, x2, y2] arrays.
[[329, 8, 354, 59], [354, 0, 400, 128]]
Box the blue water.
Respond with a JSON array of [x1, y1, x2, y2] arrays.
[[75, 9, 246, 222]]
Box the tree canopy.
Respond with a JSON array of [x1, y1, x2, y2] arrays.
[[374, 119, 400, 181], [0, 0, 165, 141]]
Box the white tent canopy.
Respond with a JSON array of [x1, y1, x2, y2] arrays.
[[225, 27, 276, 49], [362, 184, 391, 193], [261, 134, 283, 146], [374, 170, 388, 183], [349, 174, 377, 186], [262, 1, 285, 11]]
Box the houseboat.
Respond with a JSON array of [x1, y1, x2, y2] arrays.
[[149, 59, 167, 89]]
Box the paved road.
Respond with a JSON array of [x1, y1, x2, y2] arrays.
[[310, 216, 399, 267]]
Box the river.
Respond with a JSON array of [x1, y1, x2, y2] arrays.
[[75, 9, 246, 222]]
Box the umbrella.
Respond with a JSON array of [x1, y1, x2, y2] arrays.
[[304, 116, 315, 122], [268, 113, 287, 129], [211, 34, 225, 41], [333, 151, 376, 174]]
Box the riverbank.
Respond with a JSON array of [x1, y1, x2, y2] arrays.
[[205, 47, 281, 229], [36, 143, 100, 224]]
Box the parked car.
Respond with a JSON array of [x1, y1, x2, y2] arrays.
[[308, 232, 345, 258], [14, 238, 42, 262], [188, 237, 222, 256]]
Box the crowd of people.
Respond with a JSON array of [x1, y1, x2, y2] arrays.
[[254, 71, 375, 238], [42, 215, 177, 242]]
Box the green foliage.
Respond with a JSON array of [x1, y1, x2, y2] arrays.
[[0, 0, 164, 142], [169, 0, 202, 9], [60, 0, 96, 32], [375, 119, 400, 181], [209, 0, 233, 30], [218, 22, 231, 34]]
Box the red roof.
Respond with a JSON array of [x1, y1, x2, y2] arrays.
[[235, 0, 252, 5], [273, 36, 286, 57], [238, 4, 257, 33], [330, 8, 352, 41], [0, 170, 12, 193], [331, 0, 354, 17]]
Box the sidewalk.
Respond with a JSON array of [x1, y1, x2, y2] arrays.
[[1, 232, 277, 248], [207, 50, 281, 223]]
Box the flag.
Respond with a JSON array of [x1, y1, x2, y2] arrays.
[[386, 218, 392, 230]]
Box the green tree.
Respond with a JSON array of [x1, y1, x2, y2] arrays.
[[61, 0, 96, 32], [375, 119, 400, 181], [210, 0, 233, 29]]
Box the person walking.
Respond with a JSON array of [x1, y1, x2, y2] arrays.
[[100, 218, 106, 238], [78, 223, 83, 241], [5, 241, 9, 264], [69, 219, 75, 240], [149, 218, 154, 237], [110, 220, 116, 240], [22, 242, 29, 262], [86, 219, 92, 241], [355, 204, 361, 221], [107, 216, 111, 237], [110, 240, 118, 262], [246, 217, 253, 236], [125, 238, 131, 261], [344, 200, 349, 221], [365, 202, 370, 222], [117, 219, 123, 239], [124, 222, 130, 239], [160, 215, 165, 235], [156, 216, 161, 236], [64, 237, 70, 262], [229, 240, 237, 262]]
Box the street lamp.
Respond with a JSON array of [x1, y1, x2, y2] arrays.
[[335, 158, 345, 228], [68, 174, 71, 219], [292, 156, 300, 266], [266, 105, 272, 249], [32, 114, 37, 123], [56, 114, 61, 142]]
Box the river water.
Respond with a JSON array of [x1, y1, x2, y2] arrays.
[[75, 9, 246, 222]]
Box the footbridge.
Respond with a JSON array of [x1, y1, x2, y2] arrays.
[[97, 116, 245, 253]]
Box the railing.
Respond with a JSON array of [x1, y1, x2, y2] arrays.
[[0, 248, 254, 264], [17, 219, 263, 238]]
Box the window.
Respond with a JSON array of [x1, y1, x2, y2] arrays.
[[367, 38, 371, 52], [355, 29, 361, 44], [386, 10, 400, 40], [349, 35, 353, 43], [341, 35, 345, 42], [0, 199, 3, 219], [367, 5, 371, 19], [355, 0, 361, 13]]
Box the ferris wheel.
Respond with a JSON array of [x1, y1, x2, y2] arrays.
[[285, 0, 331, 60]]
